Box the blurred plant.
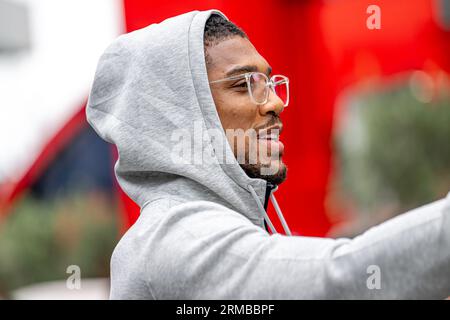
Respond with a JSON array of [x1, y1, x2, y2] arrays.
[[331, 77, 450, 235], [0, 192, 120, 298]]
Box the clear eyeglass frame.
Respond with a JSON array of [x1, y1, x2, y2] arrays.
[[209, 71, 290, 107]]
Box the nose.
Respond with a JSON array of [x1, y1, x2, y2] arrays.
[[258, 86, 285, 116]]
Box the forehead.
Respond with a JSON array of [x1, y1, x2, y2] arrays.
[[206, 37, 271, 76]]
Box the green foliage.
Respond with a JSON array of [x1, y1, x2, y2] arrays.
[[335, 84, 450, 215], [0, 193, 120, 297]]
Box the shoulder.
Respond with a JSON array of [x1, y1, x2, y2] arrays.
[[142, 199, 262, 237], [112, 198, 262, 264]]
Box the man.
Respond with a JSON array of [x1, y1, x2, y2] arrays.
[[86, 9, 450, 299]]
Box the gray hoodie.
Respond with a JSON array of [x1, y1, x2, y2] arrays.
[[86, 9, 450, 299]]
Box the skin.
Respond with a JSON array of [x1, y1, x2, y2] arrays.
[[206, 36, 287, 185]]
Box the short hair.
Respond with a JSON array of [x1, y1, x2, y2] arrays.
[[204, 14, 247, 66]]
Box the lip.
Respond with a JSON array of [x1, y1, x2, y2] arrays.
[[257, 125, 283, 139], [256, 125, 284, 156]]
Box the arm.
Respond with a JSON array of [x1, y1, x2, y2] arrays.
[[147, 193, 450, 299]]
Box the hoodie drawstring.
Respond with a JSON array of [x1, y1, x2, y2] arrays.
[[270, 192, 292, 236], [248, 184, 277, 234], [248, 184, 292, 236]]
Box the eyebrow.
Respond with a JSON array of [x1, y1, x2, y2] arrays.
[[225, 65, 272, 77]]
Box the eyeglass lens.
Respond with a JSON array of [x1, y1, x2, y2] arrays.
[[249, 73, 288, 106]]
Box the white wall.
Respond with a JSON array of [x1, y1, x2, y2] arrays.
[[0, 0, 124, 185]]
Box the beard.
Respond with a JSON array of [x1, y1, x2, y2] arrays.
[[225, 119, 287, 185], [240, 160, 287, 185], [241, 131, 287, 185]]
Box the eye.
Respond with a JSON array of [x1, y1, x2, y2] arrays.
[[233, 81, 248, 88]]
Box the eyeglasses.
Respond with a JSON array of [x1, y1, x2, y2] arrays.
[[209, 72, 290, 107]]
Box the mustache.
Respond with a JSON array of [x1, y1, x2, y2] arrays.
[[254, 116, 282, 132]]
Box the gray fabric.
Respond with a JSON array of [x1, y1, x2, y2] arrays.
[[86, 9, 450, 299]]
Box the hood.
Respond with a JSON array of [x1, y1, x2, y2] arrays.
[[86, 9, 289, 231]]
